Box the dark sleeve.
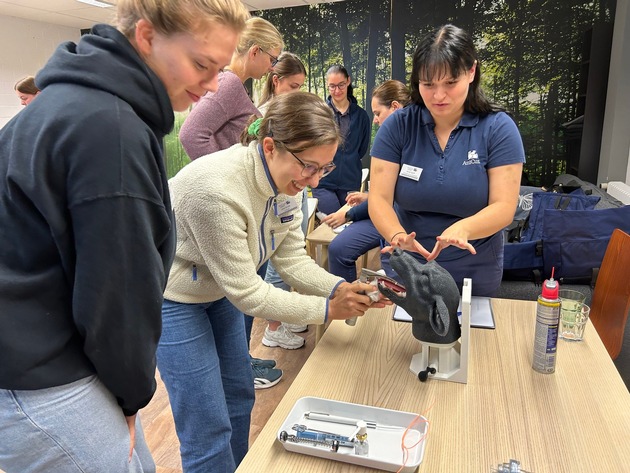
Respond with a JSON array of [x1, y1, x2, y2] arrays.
[[358, 109, 371, 160], [346, 200, 369, 221], [70, 196, 172, 416]]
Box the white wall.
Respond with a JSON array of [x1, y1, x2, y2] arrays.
[[0, 15, 80, 128]]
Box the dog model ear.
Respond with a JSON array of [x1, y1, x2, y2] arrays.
[[429, 296, 450, 336]]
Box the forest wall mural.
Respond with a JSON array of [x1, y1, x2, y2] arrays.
[[253, 0, 616, 187]]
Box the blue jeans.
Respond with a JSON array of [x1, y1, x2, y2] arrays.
[[328, 219, 381, 282], [157, 298, 254, 473], [311, 187, 349, 214], [0, 375, 154, 473]]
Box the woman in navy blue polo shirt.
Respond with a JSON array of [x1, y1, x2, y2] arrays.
[[369, 24, 525, 296]]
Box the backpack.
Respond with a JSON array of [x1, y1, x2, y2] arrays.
[[502, 183, 630, 285]]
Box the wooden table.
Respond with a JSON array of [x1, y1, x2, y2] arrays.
[[237, 299, 630, 472]]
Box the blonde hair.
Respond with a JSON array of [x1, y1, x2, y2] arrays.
[[116, 0, 250, 38], [241, 92, 340, 151], [258, 52, 306, 107], [234, 17, 284, 57], [14, 76, 39, 95], [372, 80, 411, 108]]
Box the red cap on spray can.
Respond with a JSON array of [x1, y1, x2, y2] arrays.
[[542, 267, 559, 300]]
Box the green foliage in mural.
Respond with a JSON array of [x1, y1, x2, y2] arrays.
[[255, 0, 615, 186]]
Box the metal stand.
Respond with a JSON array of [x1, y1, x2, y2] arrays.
[[409, 278, 471, 384]]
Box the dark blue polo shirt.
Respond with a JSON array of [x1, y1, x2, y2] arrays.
[[371, 104, 525, 295]]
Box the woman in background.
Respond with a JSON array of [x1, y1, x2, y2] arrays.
[[157, 92, 387, 472], [179, 16, 283, 160], [257, 51, 306, 114], [324, 80, 410, 282], [0, 1, 249, 472], [14, 75, 40, 106], [369, 24, 525, 296], [312, 64, 371, 215]]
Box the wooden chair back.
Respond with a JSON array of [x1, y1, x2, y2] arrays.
[[589, 228, 630, 359]]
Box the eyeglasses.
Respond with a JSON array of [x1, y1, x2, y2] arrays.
[[259, 48, 279, 67], [287, 150, 336, 178], [327, 82, 347, 91]]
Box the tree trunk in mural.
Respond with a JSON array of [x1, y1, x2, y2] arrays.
[[335, 2, 353, 73], [366, 0, 384, 117], [390, 0, 406, 82]]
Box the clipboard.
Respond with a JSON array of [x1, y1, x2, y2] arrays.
[[392, 296, 495, 329]]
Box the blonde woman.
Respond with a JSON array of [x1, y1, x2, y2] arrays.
[[0, 1, 249, 472], [158, 92, 388, 472], [14, 75, 40, 106], [179, 16, 284, 159]]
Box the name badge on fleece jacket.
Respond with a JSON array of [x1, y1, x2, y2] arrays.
[[274, 196, 298, 216]]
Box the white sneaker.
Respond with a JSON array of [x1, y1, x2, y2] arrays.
[[283, 322, 308, 333], [262, 324, 305, 349]]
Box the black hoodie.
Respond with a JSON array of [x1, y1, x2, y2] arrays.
[[0, 24, 176, 415]]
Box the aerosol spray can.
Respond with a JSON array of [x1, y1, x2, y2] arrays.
[[532, 270, 561, 373]]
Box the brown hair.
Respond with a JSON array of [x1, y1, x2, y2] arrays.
[[116, 0, 250, 38], [241, 92, 340, 152], [258, 52, 306, 107], [14, 76, 40, 95], [372, 80, 410, 108]]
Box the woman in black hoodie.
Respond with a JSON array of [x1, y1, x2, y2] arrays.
[[0, 1, 249, 472]]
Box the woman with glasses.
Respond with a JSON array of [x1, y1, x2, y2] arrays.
[[179, 16, 283, 160], [251, 52, 312, 351], [370, 25, 525, 297], [312, 64, 371, 215], [324, 80, 411, 283], [157, 92, 388, 472]]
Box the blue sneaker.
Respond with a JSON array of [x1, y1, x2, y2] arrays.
[[252, 364, 283, 390]]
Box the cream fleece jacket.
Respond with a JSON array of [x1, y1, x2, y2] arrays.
[[164, 142, 344, 325]]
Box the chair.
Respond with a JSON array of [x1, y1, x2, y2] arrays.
[[589, 228, 630, 360], [360, 168, 369, 192]]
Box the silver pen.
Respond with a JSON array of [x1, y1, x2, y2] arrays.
[[304, 411, 377, 429]]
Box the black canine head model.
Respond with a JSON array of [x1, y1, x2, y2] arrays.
[[379, 248, 462, 345]]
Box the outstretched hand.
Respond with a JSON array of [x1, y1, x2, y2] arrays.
[[381, 231, 431, 259]]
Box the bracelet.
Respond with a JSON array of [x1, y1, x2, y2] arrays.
[[390, 231, 406, 241]]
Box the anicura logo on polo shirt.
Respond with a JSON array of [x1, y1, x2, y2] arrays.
[[462, 150, 480, 166]]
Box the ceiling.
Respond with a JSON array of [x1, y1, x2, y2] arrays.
[[0, 0, 343, 30]]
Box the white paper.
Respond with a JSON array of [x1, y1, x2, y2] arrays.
[[392, 296, 495, 329]]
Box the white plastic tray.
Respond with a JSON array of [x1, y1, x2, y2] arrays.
[[276, 396, 428, 472]]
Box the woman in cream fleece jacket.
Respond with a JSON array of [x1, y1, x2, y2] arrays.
[[157, 92, 388, 473]]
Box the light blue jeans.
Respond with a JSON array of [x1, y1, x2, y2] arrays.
[[0, 375, 154, 473], [157, 298, 254, 473]]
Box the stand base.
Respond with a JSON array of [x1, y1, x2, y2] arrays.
[[408, 278, 472, 384]]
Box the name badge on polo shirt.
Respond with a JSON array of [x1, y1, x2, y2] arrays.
[[274, 197, 299, 216], [399, 164, 422, 181]]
